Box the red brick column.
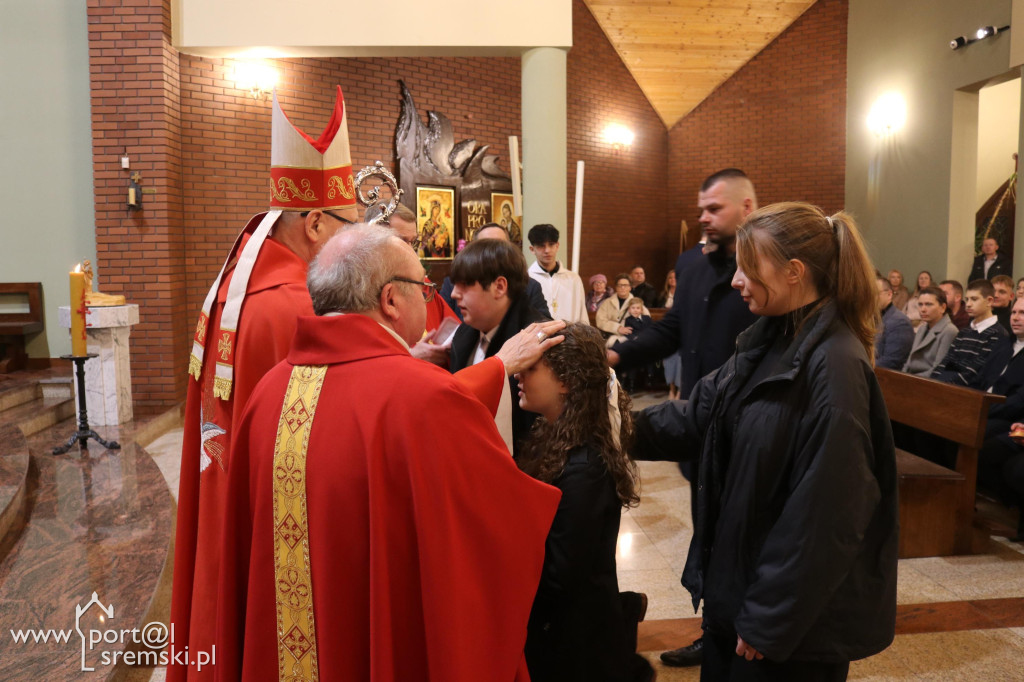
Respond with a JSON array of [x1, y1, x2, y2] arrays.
[[87, 0, 187, 411]]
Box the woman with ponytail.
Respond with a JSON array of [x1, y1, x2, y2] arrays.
[[515, 323, 654, 682], [634, 203, 898, 681]]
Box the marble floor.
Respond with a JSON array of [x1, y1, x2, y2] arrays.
[[149, 390, 1024, 681]]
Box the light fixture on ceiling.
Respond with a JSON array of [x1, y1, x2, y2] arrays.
[[867, 93, 906, 136], [602, 123, 634, 150], [976, 25, 1009, 40], [233, 60, 278, 100]]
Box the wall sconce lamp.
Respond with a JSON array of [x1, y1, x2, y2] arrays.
[[867, 92, 906, 136], [951, 24, 1009, 50], [233, 60, 278, 100], [602, 123, 634, 150]]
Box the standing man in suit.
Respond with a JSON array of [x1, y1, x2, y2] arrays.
[[449, 238, 550, 457], [969, 237, 1013, 282]]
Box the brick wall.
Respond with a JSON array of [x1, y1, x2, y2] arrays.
[[668, 0, 848, 245], [568, 0, 672, 291], [88, 0, 674, 406], [87, 0, 188, 411], [179, 55, 521, 316]]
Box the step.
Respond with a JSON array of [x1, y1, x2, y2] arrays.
[[0, 454, 29, 555], [37, 378, 72, 401], [1, 397, 77, 439], [0, 383, 38, 414]]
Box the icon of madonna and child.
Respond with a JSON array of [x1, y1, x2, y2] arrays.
[[416, 188, 455, 259]]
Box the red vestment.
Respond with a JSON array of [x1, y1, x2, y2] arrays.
[[170, 232, 314, 681], [215, 314, 561, 681]]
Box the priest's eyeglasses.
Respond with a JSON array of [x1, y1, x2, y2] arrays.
[[389, 277, 436, 302], [300, 210, 355, 224]]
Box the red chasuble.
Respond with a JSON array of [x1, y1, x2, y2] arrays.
[[170, 234, 314, 682], [215, 314, 561, 681]]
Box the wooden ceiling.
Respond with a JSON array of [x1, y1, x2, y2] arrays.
[[583, 0, 818, 128]]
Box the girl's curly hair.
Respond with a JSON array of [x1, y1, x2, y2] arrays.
[[518, 323, 640, 508]]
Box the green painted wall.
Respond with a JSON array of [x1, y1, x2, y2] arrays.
[[0, 0, 96, 358], [846, 0, 1013, 284]]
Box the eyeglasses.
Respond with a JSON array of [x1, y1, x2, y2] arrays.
[[300, 210, 355, 224], [388, 276, 436, 302]]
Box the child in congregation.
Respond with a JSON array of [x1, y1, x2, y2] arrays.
[[515, 323, 654, 682], [621, 298, 655, 392]]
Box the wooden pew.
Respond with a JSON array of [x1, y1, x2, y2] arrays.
[[875, 368, 1004, 557], [0, 283, 43, 373]]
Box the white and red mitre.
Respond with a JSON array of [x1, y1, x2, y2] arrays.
[[187, 86, 356, 404], [270, 85, 356, 212]]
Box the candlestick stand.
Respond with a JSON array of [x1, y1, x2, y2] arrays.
[[53, 354, 121, 455]]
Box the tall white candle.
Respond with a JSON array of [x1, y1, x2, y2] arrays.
[[509, 135, 523, 217], [571, 160, 584, 273]]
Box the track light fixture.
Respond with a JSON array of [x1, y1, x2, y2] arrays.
[[951, 25, 1009, 50]]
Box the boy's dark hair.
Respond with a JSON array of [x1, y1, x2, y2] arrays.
[[966, 279, 995, 299], [449, 238, 528, 300], [527, 224, 559, 246], [701, 168, 748, 192]]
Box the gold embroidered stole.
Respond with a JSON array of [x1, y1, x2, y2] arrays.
[[272, 365, 328, 682]]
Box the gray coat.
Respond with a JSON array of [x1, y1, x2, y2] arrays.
[[902, 315, 959, 377], [875, 304, 914, 370]]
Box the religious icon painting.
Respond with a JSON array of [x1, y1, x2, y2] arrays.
[[415, 186, 456, 260], [491, 192, 522, 246]]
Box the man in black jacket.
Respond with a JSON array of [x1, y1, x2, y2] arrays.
[[968, 237, 1013, 283], [449, 238, 548, 457], [609, 168, 759, 667]]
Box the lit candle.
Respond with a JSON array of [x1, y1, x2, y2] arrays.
[[70, 264, 87, 356]]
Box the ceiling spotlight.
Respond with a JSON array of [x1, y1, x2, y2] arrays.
[[950, 36, 973, 50]]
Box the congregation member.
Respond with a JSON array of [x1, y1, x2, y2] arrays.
[[888, 269, 910, 311], [440, 223, 550, 322], [969, 236, 1012, 282], [633, 203, 898, 680], [516, 324, 654, 682], [657, 270, 677, 308], [608, 168, 759, 667], [450, 238, 549, 456], [1016, 277, 1024, 301], [902, 286, 959, 377], [903, 270, 933, 328], [874, 276, 914, 369], [215, 224, 562, 681], [620, 298, 655, 392], [596, 274, 649, 347], [170, 87, 359, 680], [528, 223, 589, 324], [940, 279, 971, 330], [587, 273, 612, 312], [992, 274, 1015, 334], [931, 279, 1009, 386], [629, 265, 659, 308]]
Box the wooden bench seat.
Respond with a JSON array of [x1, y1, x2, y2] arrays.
[[0, 283, 43, 373], [876, 368, 1004, 557]]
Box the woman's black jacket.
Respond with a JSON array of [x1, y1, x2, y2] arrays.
[[633, 302, 899, 663]]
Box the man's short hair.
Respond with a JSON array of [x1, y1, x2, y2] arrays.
[[940, 279, 963, 297], [991, 274, 1014, 289], [473, 223, 507, 240], [527, 224, 559, 246], [450, 238, 528, 300], [877, 277, 892, 292], [701, 168, 749, 192], [967, 279, 995, 298], [631, 265, 645, 272], [363, 202, 416, 225], [307, 224, 404, 315]]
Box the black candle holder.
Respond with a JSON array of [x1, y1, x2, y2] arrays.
[[53, 354, 121, 455]]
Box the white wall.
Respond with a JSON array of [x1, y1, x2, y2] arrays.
[[172, 0, 572, 57], [0, 0, 96, 357], [977, 77, 1020, 209]]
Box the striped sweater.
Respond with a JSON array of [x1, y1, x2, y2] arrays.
[[930, 320, 1009, 386]]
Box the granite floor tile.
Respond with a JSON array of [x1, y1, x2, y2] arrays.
[[617, 568, 695, 621]]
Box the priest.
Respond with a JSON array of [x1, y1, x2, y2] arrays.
[[169, 86, 361, 681], [215, 224, 562, 681]]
